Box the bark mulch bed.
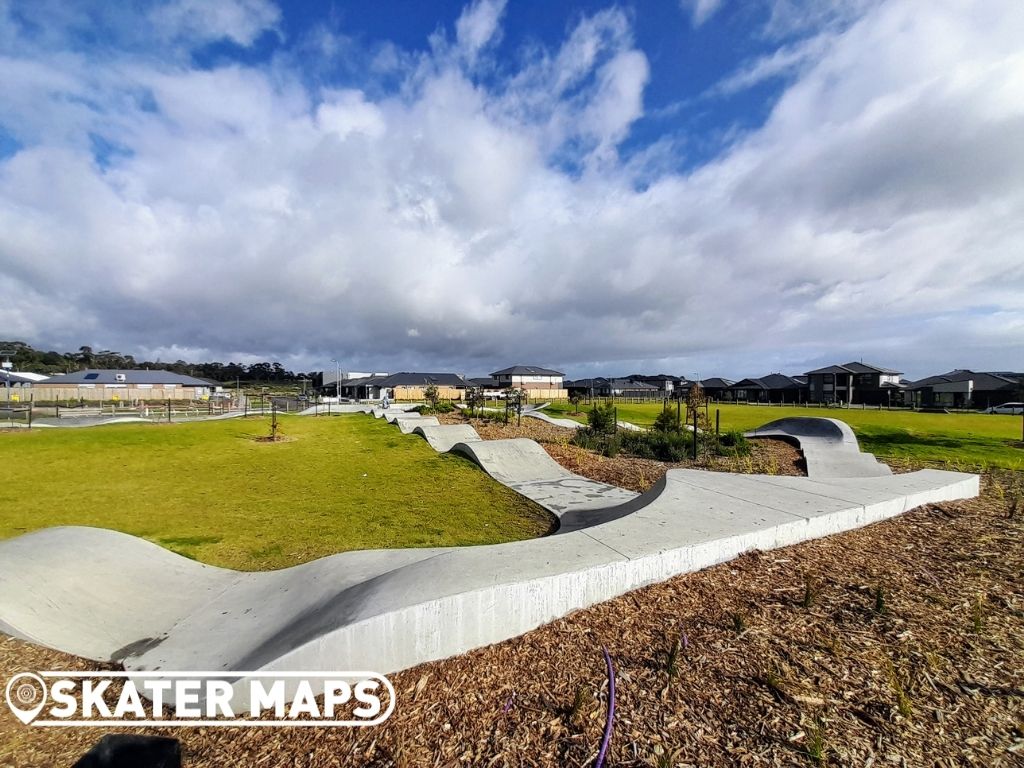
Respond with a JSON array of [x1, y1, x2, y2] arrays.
[[439, 413, 805, 493], [3, 472, 1022, 766]]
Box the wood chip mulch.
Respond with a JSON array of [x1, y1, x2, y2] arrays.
[[440, 412, 805, 493]]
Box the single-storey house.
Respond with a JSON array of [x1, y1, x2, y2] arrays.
[[565, 377, 660, 398], [726, 374, 808, 404], [904, 370, 1024, 410], [804, 362, 904, 405], [0, 370, 48, 400], [696, 378, 734, 401], [341, 372, 469, 401], [32, 369, 217, 402]]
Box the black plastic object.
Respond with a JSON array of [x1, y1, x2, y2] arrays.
[[71, 735, 182, 768]]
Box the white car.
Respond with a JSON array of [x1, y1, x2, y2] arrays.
[[984, 402, 1024, 414]]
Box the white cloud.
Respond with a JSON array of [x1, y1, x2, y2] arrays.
[[0, 0, 1022, 379], [680, 0, 723, 27], [149, 0, 281, 47], [455, 0, 506, 59]]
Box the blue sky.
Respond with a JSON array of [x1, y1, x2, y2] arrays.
[[1, 0, 1022, 379]]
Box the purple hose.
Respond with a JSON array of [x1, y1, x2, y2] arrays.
[[595, 646, 616, 768]]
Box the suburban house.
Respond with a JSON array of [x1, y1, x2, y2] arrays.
[[565, 377, 661, 399], [32, 369, 217, 402], [625, 374, 688, 397], [491, 365, 568, 399], [726, 374, 809, 404], [0, 370, 48, 400], [696, 378, 735, 401], [339, 372, 469, 401], [804, 362, 904, 405], [904, 370, 1024, 410]]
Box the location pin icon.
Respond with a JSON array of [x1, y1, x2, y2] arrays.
[[5, 673, 48, 725]]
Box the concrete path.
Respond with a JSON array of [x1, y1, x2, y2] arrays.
[[0, 414, 978, 706], [745, 417, 891, 478]]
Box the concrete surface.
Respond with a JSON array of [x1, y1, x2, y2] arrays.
[[412, 424, 482, 452], [745, 416, 892, 478], [0, 412, 979, 707]]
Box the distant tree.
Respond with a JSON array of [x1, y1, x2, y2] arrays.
[[569, 392, 583, 414], [423, 384, 440, 410], [465, 386, 485, 417]]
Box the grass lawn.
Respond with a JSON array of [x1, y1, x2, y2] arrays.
[[544, 402, 1024, 470], [0, 415, 553, 570]]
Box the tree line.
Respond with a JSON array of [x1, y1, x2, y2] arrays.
[[1, 341, 323, 385]]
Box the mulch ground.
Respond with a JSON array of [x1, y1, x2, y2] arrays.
[[441, 412, 805, 493], [2, 423, 1022, 766]]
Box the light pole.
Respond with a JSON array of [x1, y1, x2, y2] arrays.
[[330, 358, 341, 401]]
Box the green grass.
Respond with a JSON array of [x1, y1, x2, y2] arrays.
[[0, 415, 554, 570], [545, 402, 1024, 470]]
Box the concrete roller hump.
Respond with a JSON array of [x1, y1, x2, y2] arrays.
[[745, 416, 892, 478]]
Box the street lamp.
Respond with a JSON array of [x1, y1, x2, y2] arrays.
[[330, 358, 341, 401]]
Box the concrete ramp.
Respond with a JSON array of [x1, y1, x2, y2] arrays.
[[395, 415, 439, 433], [523, 410, 585, 429], [745, 417, 891, 478], [412, 424, 482, 452]]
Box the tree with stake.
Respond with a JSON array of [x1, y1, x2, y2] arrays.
[[423, 383, 439, 412]]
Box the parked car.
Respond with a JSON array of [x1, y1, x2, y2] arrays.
[[984, 402, 1024, 414]]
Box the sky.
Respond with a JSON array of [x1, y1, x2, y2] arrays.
[[1, 0, 1022, 380]]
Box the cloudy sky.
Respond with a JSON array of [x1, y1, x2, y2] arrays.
[[1, 0, 1022, 379]]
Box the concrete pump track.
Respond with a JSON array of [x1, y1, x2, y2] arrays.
[[0, 406, 978, 705]]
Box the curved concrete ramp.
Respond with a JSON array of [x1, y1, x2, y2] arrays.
[[524, 410, 584, 429], [745, 417, 891, 479], [395, 415, 439, 433], [0, 467, 977, 705], [412, 424, 482, 453]]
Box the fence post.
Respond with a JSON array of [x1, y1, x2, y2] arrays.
[[715, 409, 720, 436], [691, 410, 698, 460]]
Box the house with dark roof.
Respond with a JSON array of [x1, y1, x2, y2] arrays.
[[32, 369, 217, 402], [804, 362, 904, 405], [565, 377, 660, 398], [904, 370, 1024, 410], [696, 378, 735, 401], [491, 365, 562, 389], [490, 365, 567, 400], [626, 374, 689, 397], [340, 372, 469, 401], [726, 374, 808, 404]]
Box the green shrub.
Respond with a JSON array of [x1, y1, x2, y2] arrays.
[[622, 430, 693, 462], [587, 401, 617, 434], [713, 430, 751, 457], [433, 402, 454, 414], [654, 405, 683, 433]]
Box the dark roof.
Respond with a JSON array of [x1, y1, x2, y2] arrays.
[[730, 374, 806, 390], [627, 374, 688, 384], [905, 370, 1022, 391], [491, 365, 564, 377], [698, 377, 734, 389], [607, 378, 659, 390], [35, 369, 214, 387], [377, 372, 468, 388], [467, 377, 501, 388], [805, 361, 902, 376]]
